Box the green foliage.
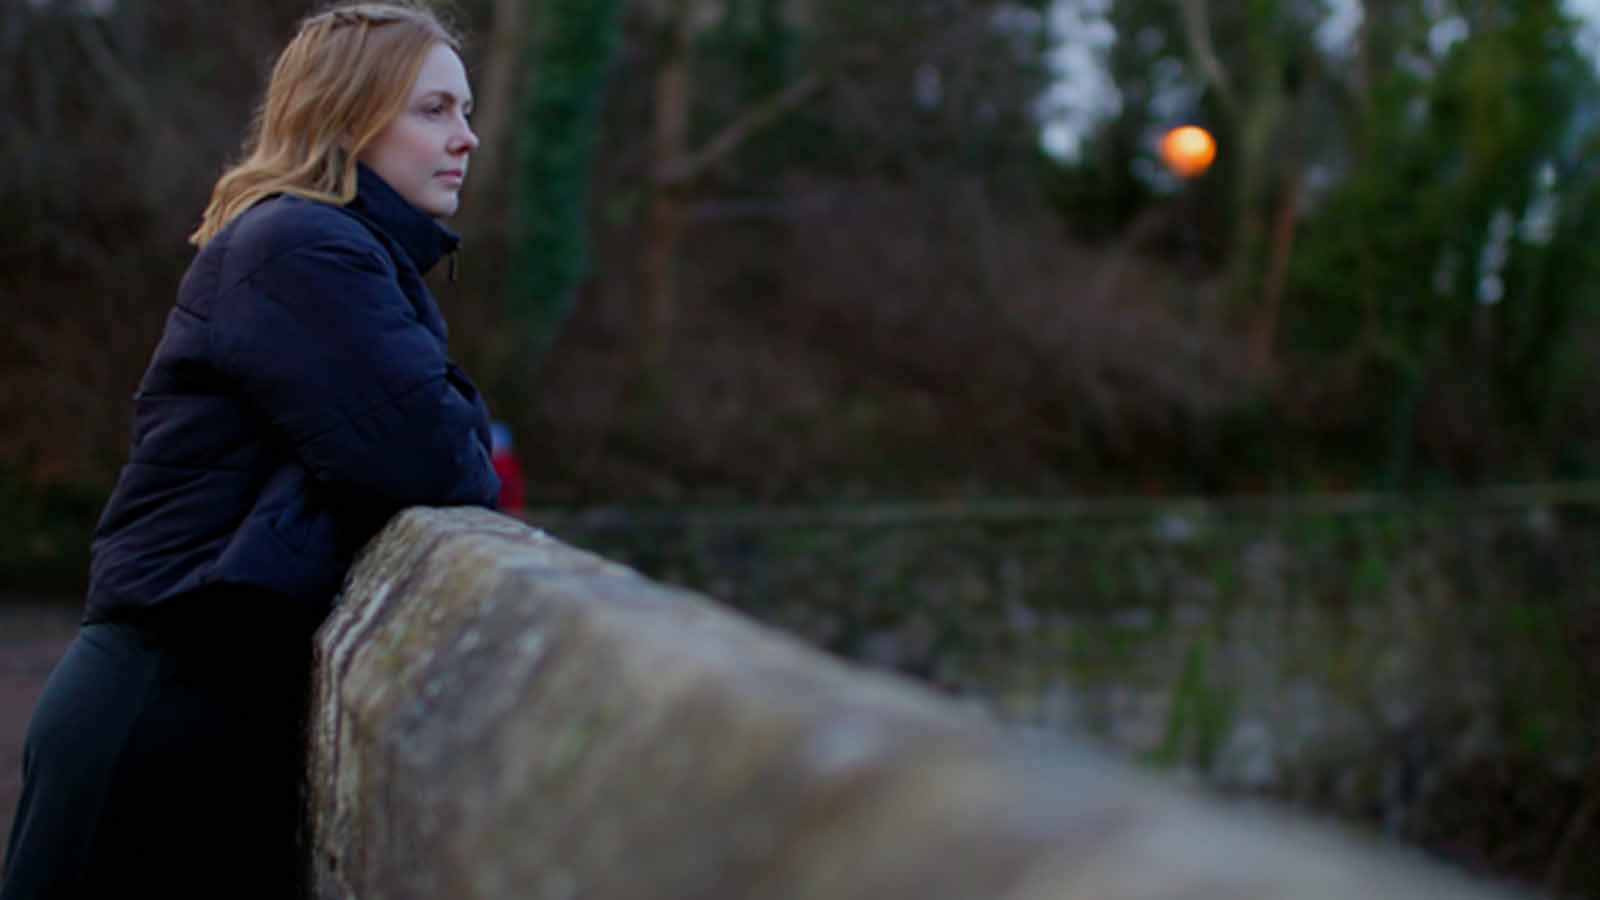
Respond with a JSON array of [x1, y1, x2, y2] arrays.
[[1286, 3, 1600, 483], [693, 0, 809, 179], [1149, 639, 1236, 769], [1039, 120, 1157, 241], [506, 0, 626, 359], [1036, 1, 1600, 488]]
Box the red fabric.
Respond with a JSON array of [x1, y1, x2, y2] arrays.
[[492, 450, 526, 514]]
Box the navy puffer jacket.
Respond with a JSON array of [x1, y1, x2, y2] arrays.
[[85, 164, 500, 624]]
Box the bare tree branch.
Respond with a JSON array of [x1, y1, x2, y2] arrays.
[[654, 72, 825, 186], [70, 15, 152, 133], [1176, 0, 1236, 115]]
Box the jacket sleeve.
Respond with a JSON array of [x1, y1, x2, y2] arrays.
[[216, 238, 500, 510]]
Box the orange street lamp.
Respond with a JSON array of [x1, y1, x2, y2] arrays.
[[1159, 125, 1217, 179]]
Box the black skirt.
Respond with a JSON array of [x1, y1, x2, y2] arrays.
[[2, 587, 323, 899]]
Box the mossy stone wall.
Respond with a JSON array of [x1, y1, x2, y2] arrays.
[[537, 493, 1600, 894]]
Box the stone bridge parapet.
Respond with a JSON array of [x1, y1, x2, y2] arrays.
[[308, 507, 1523, 899]]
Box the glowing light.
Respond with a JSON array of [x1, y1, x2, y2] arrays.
[[1159, 125, 1217, 179]]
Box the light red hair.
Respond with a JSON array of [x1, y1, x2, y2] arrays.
[[191, 2, 461, 246]]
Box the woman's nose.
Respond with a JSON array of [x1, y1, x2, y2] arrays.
[[454, 119, 479, 153]]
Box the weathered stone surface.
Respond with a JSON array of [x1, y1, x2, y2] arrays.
[[309, 507, 1526, 900], [543, 502, 1600, 893]]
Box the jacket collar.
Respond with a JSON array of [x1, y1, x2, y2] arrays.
[[345, 163, 460, 276]]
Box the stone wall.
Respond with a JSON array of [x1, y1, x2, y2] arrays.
[[308, 507, 1528, 899], [536, 496, 1600, 895]]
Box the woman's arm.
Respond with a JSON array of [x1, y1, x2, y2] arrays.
[[215, 238, 500, 510]]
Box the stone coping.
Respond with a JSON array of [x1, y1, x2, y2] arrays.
[[307, 507, 1526, 900]]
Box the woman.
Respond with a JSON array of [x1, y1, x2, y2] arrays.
[[2, 4, 499, 896]]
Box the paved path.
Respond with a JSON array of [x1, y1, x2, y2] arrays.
[[0, 598, 80, 847]]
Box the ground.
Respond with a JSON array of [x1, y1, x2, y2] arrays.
[[0, 597, 79, 845]]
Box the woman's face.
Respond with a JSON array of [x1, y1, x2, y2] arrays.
[[360, 43, 479, 219]]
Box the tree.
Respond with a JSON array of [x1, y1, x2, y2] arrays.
[[638, 0, 826, 368], [1288, 0, 1600, 483], [503, 0, 627, 382]]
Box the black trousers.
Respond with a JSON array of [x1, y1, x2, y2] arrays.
[[1, 590, 322, 899]]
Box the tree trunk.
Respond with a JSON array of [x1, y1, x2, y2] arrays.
[[459, 0, 530, 245], [1250, 167, 1303, 374], [642, 10, 695, 369]]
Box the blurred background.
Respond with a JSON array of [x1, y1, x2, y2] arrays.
[[6, 0, 1600, 895], [16, 0, 1600, 509]]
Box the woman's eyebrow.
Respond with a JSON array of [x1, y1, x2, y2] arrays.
[[418, 89, 474, 108]]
